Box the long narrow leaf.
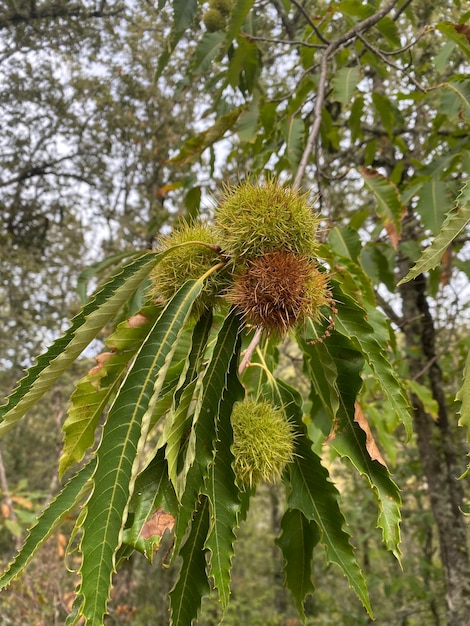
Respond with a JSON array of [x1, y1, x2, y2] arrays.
[[120, 447, 178, 562], [359, 167, 404, 247], [156, 0, 199, 77], [204, 338, 244, 609], [0, 460, 95, 589], [60, 306, 161, 476], [169, 497, 211, 626], [332, 281, 412, 437], [278, 382, 373, 617], [323, 332, 402, 561], [173, 309, 241, 556], [276, 508, 319, 622], [76, 279, 204, 626], [331, 66, 361, 105], [0, 252, 158, 436], [399, 180, 470, 284], [163, 311, 213, 487]]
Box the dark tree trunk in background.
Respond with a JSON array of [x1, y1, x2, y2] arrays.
[[398, 218, 470, 626]]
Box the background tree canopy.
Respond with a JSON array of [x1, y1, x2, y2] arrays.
[[0, 1, 470, 625]]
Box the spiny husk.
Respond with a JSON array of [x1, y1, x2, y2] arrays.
[[214, 179, 321, 262], [231, 399, 296, 488], [148, 221, 227, 317], [227, 251, 330, 336], [209, 0, 232, 15], [203, 8, 226, 31]]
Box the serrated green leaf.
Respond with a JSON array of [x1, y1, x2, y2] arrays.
[[191, 31, 225, 76], [332, 280, 412, 438], [120, 447, 178, 562], [60, 306, 161, 477], [156, 0, 199, 78], [76, 279, 204, 626], [285, 116, 304, 170], [0, 460, 95, 590], [359, 167, 404, 246], [328, 225, 362, 261], [204, 341, 244, 609], [331, 66, 361, 105], [0, 252, 159, 437], [227, 35, 259, 92], [224, 0, 256, 51], [436, 23, 470, 60], [169, 496, 211, 626], [236, 99, 260, 142], [415, 179, 451, 235], [77, 251, 139, 304], [321, 332, 402, 561], [438, 80, 470, 121], [276, 508, 319, 622], [399, 180, 470, 284], [173, 309, 241, 556], [406, 379, 439, 420], [163, 312, 213, 489], [375, 15, 400, 46], [371, 92, 397, 138], [278, 381, 372, 617], [299, 326, 339, 423]]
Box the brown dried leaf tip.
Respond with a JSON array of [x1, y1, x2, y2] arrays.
[[227, 250, 330, 336]]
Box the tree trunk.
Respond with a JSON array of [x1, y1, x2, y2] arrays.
[[398, 218, 470, 625]]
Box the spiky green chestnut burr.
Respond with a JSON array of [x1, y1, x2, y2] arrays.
[[231, 399, 296, 488], [209, 0, 233, 15], [203, 8, 226, 32], [214, 179, 321, 262], [227, 251, 330, 336], [148, 222, 226, 317]]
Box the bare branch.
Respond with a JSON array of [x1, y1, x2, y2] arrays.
[[293, 0, 401, 191], [288, 0, 330, 45], [356, 33, 427, 92], [241, 31, 323, 49]]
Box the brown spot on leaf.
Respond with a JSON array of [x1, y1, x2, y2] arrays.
[[354, 402, 387, 467], [89, 351, 115, 376], [454, 24, 470, 43], [127, 313, 150, 328], [141, 507, 175, 540]]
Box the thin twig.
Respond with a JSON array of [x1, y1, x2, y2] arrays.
[[241, 31, 323, 49], [375, 291, 404, 328], [293, 0, 400, 191], [288, 0, 330, 45], [356, 33, 427, 92], [369, 27, 430, 56], [238, 326, 264, 375]]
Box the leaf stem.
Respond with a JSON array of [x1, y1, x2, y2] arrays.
[[238, 326, 264, 376]]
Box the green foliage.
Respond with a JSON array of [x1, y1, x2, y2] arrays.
[[399, 179, 470, 284], [2, 0, 470, 624], [276, 508, 319, 621], [0, 182, 409, 623]]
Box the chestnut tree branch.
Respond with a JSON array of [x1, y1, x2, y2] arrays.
[[293, 0, 401, 191]]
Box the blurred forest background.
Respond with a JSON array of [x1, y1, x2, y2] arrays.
[[1, 0, 470, 624]]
